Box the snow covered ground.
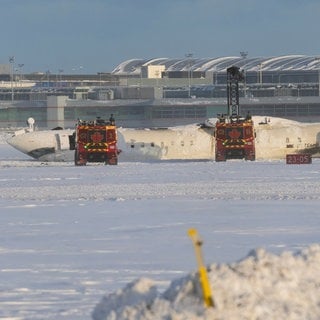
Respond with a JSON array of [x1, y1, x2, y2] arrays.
[[1, 132, 320, 319]]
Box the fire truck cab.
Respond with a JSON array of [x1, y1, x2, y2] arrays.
[[73, 116, 120, 166]]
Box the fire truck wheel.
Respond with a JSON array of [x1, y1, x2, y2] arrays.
[[75, 159, 87, 166], [215, 153, 226, 162], [74, 150, 86, 166], [245, 154, 255, 161], [75, 161, 86, 166], [106, 157, 118, 165]]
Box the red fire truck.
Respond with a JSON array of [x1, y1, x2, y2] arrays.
[[73, 116, 120, 165], [215, 66, 256, 161]]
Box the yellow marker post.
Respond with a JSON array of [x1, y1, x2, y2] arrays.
[[188, 228, 214, 307]]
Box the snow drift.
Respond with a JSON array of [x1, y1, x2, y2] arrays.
[[92, 244, 320, 320]]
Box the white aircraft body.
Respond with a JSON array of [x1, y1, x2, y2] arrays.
[[6, 116, 320, 162]]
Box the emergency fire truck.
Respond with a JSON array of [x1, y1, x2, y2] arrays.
[[73, 116, 120, 165], [214, 66, 256, 161]]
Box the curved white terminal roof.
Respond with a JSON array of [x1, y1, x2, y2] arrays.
[[112, 55, 320, 75]]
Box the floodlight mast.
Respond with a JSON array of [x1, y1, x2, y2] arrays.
[[226, 66, 244, 117]]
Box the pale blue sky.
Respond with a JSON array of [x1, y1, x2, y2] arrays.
[[1, 0, 319, 73]]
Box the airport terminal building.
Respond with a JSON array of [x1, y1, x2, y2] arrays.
[[1, 54, 320, 128]]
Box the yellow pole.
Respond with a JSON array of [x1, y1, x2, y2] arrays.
[[188, 228, 214, 307]]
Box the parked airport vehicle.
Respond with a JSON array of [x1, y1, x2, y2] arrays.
[[214, 66, 255, 161], [72, 116, 120, 165]]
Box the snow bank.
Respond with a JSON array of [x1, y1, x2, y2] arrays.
[[0, 130, 13, 144], [92, 244, 320, 320]]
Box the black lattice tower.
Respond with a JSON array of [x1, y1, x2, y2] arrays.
[[227, 66, 244, 117]]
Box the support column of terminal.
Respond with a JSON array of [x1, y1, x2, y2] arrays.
[[47, 96, 68, 128]]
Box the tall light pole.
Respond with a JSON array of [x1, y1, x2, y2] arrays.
[[240, 51, 248, 59], [315, 57, 320, 97], [46, 70, 50, 88], [18, 63, 24, 84], [9, 56, 15, 101], [259, 62, 265, 87], [185, 53, 193, 98], [58, 69, 63, 88]]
